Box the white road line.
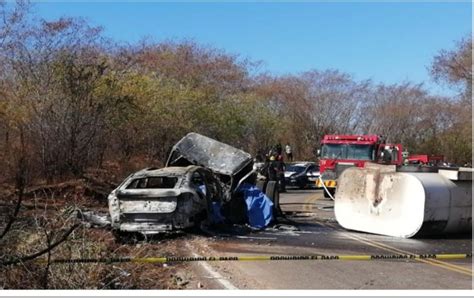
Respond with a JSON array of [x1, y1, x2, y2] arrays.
[[235, 235, 277, 240], [186, 243, 238, 290]]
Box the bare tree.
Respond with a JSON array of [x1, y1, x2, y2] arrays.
[[430, 36, 472, 98], [430, 36, 472, 163]]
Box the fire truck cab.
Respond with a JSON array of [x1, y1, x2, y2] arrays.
[[316, 134, 402, 198]]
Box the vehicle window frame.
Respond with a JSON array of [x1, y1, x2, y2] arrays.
[[200, 169, 221, 202], [190, 170, 205, 187], [125, 176, 178, 189], [346, 144, 375, 161], [286, 165, 306, 173], [321, 144, 347, 159]]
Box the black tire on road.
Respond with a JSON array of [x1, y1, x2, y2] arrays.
[[299, 181, 306, 189], [323, 189, 330, 198], [256, 180, 267, 193], [274, 189, 280, 215], [265, 181, 281, 216], [323, 188, 335, 199]]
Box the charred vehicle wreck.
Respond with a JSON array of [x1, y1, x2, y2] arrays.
[[108, 133, 279, 236], [108, 166, 221, 234]]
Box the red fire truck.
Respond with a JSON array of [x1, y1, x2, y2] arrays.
[[316, 134, 403, 198], [407, 154, 444, 165]]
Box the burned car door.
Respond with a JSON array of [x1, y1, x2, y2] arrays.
[[199, 169, 223, 203], [199, 168, 226, 224]]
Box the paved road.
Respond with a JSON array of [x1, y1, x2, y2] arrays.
[[201, 188, 473, 289]]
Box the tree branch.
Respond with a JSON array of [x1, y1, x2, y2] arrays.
[[0, 185, 23, 240], [0, 222, 80, 267]]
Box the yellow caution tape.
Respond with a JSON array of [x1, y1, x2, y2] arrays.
[[35, 253, 472, 264]]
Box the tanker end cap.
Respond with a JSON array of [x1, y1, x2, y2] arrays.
[[335, 167, 426, 238], [336, 166, 472, 238]]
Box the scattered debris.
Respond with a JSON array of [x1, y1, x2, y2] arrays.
[[172, 272, 190, 287], [317, 206, 334, 211], [76, 210, 111, 228], [270, 224, 299, 231]]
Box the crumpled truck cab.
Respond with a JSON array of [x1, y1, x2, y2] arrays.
[[108, 165, 222, 235], [166, 132, 256, 202]]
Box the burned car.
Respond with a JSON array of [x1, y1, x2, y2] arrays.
[[108, 165, 222, 235], [108, 132, 279, 237], [166, 133, 280, 221]]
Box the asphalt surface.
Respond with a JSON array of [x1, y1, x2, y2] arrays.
[[201, 188, 473, 289]]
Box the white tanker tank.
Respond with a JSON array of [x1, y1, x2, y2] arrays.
[[335, 163, 472, 238]]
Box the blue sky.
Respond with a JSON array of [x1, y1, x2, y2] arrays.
[[34, 1, 471, 96]]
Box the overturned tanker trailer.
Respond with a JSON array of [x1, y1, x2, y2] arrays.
[[335, 163, 472, 238]]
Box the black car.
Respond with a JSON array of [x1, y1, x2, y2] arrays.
[[284, 162, 320, 189]]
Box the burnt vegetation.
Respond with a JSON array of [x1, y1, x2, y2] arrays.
[[0, 0, 472, 289]]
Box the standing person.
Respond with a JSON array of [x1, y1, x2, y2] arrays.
[[276, 154, 286, 192], [255, 149, 264, 163], [285, 143, 293, 162], [267, 155, 278, 181], [275, 142, 283, 156]]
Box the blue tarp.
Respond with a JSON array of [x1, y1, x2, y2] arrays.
[[208, 183, 274, 228], [238, 183, 274, 229]]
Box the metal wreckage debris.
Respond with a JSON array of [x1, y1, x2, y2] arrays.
[[107, 133, 278, 238]]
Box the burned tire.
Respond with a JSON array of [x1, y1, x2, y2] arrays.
[[189, 209, 209, 233], [113, 230, 142, 244], [298, 181, 306, 190], [265, 181, 281, 216], [265, 181, 277, 202], [221, 196, 248, 224]]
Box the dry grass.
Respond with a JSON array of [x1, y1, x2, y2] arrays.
[[0, 176, 193, 289]]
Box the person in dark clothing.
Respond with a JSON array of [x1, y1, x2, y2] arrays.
[[276, 154, 286, 192], [275, 142, 283, 156], [267, 155, 278, 181], [255, 149, 264, 163]]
